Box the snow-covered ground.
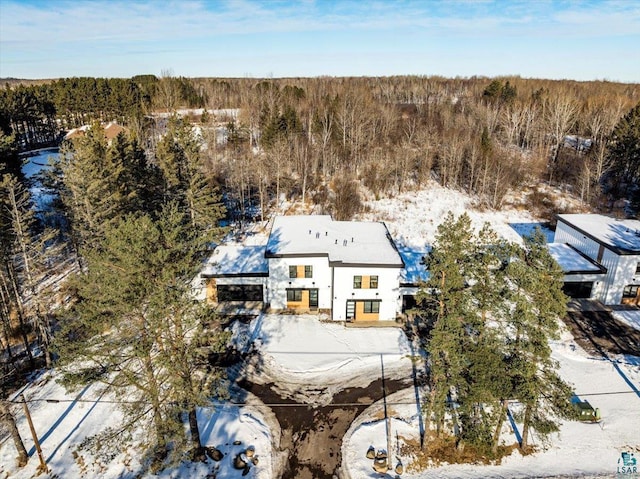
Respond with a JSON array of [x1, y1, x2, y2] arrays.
[[612, 310, 640, 332], [0, 372, 273, 479], [359, 182, 554, 247], [235, 314, 415, 404], [342, 325, 640, 479]]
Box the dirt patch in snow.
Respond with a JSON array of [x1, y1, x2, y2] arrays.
[[239, 377, 411, 479], [563, 310, 640, 357]]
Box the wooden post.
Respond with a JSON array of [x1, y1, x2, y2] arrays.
[[21, 394, 47, 472]]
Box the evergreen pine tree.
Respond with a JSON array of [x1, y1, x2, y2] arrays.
[[55, 202, 228, 466], [420, 212, 477, 438], [505, 229, 573, 450], [155, 116, 226, 240]]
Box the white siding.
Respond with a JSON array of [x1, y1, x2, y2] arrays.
[[331, 266, 402, 321], [554, 220, 640, 304], [554, 222, 602, 259], [266, 256, 332, 309], [605, 254, 640, 304]]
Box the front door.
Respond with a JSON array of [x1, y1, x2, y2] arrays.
[[309, 289, 318, 309]]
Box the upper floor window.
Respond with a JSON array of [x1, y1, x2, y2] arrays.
[[370, 275, 378, 289], [636, 262, 640, 275], [305, 265, 313, 278], [353, 275, 362, 289], [289, 265, 297, 278]]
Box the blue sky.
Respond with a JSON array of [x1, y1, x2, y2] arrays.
[[0, 0, 638, 81]]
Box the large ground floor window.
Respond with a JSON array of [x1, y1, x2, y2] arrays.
[[217, 284, 264, 302], [562, 281, 593, 299]]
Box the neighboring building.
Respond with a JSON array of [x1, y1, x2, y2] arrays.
[[550, 214, 640, 305], [64, 121, 128, 144], [200, 215, 429, 321]]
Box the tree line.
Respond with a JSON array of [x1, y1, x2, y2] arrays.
[[192, 75, 640, 220], [1, 74, 638, 216], [0, 74, 205, 154]]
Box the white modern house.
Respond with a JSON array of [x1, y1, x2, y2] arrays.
[[550, 214, 640, 306], [200, 215, 428, 321]]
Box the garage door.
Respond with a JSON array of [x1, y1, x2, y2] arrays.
[[562, 282, 593, 299], [217, 284, 264, 302]]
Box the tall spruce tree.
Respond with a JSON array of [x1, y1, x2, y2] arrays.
[[420, 212, 478, 438], [504, 229, 573, 450], [155, 116, 226, 239], [55, 202, 228, 466]]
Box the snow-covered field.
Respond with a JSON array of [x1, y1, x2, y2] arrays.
[[612, 310, 640, 331], [0, 373, 273, 479], [235, 314, 415, 405]]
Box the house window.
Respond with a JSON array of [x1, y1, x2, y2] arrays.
[[363, 301, 380, 313], [623, 285, 639, 298], [353, 276, 362, 289], [305, 265, 313, 278], [636, 262, 640, 275], [289, 266, 297, 278], [287, 289, 303, 302], [370, 275, 378, 289]]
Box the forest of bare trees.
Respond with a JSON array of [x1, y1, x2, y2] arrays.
[[2, 75, 638, 221], [188, 76, 640, 220]]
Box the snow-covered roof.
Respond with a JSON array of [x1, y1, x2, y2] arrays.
[[201, 245, 268, 277], [548, 243, 606, 274], [265, 215, 404, 267], [557, 214, 640, 254], [397, 246, 430, 284]]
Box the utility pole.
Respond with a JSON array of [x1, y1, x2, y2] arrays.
[[380, 354, 392, 470], [20, 394, 47, 472]]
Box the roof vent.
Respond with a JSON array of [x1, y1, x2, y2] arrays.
[[335, 239, 338, 244], [325, 231, 328, 236], [309, 229, 312, 234]]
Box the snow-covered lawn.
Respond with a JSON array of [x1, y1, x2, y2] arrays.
[[342, 327, 640, 479], [0, 372, 273, 479]]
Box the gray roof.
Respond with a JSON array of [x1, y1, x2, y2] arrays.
[[265, 215, 404, 267], [557, 214, 640, 255]]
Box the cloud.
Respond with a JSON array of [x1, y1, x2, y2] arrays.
[[1, 0, 638, 80], [2, 0, 638, 51]]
